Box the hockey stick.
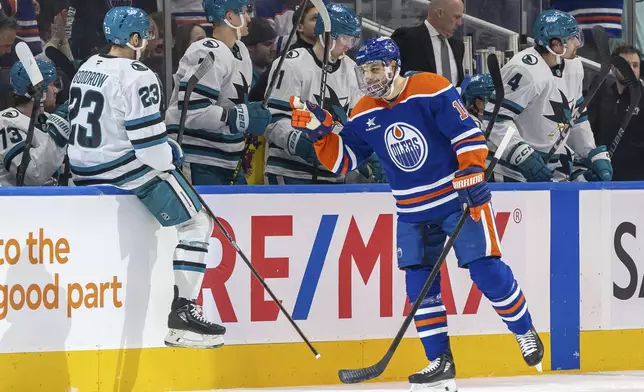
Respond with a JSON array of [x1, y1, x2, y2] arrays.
[[609, 55, 642, 157], [229, 0, 312, 185], [544, 25, 611, 162], [484, 54, 503, 139], [174, 57, 319, 357], [177, 52, 215, 147], [15, 42, 44, 187], [337, 126, 516, 385], [174, 169, 320, 358], [310, 0, 330, 184], [45, 46, 76, 186], [45, 46, 76, 83]]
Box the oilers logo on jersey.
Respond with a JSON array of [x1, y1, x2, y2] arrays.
[[384, 122, 428, 172]]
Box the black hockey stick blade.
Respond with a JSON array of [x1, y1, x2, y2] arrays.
[[338, 128, 517, 384], [609, 55, 642, 156], [45, 46, 76, 80], [484, 53, 504, 139], [177, 52, 215, 146], [592, 26, 611, 68]]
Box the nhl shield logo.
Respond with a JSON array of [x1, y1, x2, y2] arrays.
[[384, 122, 428, 172]]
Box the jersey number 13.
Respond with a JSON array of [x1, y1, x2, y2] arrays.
[[68, 87, 105, 148]]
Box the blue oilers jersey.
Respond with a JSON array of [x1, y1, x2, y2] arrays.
[[314, 73, 487, 222]]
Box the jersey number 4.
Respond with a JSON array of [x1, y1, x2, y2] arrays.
[[69, 87, 105, 148]]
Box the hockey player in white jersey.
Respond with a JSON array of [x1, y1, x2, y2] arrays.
[[0, 59, 69, 186], [67, 6, 225, 349], [166, 0, 272, 185], [484, 9, 613, 182], [262, 3, 364, 184], [461, 73, 495, 129]]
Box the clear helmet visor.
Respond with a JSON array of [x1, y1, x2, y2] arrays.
[[355, 60, 396, 98], [335, 34, 361, 51]]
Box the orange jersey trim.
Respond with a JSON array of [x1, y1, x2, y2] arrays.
[[350, 73, 452, 121], [314, 133, 349, 175]]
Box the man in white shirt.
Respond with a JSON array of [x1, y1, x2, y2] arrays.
[[391, 0, 465, 86]]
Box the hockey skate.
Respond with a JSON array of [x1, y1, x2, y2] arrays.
[[408, 352, 458, 391], [514, 324, 544, 371], [164, 287, 226, 349]]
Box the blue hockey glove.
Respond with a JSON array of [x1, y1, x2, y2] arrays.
[[167, 138, 184, 168], [290, 96, 334, 141], [227, 102, 272, 136], [507, 142, 553, 182], [452, 166, 491, 222], [585, 145, 613, 181], [287, 130, 319, 164]]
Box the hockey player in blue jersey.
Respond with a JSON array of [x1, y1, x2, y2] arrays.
[[68, 6, 226, 349], [289, 37, 544, 391]]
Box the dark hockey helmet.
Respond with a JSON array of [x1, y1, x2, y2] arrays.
[[203, 0, 248, 24], [103, 6, 154, 46], [10, 59, 57, 97], [533, 9, 581, 48], [462, 73, 494, 107], [314, 3, 362, 42]]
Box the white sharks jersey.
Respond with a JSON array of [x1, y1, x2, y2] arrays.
[[264, 47, 363, 183], [67, 54, 173, 189], [0, 108, 68, 186], [166, 38, 253, 170], [483, 47, 596, 180]]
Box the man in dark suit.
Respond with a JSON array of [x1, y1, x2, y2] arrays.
[[392, 0, 465, 86]]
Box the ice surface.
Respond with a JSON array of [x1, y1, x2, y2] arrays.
[[205, 371, 644, 392]]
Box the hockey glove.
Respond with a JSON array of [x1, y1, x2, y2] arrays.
[[358, 153, 388, 183], [507, 142, 553, 182], [287, 130, 319, 164], [585, 145, 613, 181], [227, 102, 273, 136], [290, 96, 334, 141], [452, 166, 491, 222], [167, 138, 185, 168]]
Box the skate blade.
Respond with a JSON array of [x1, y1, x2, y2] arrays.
[[164, 329, 224, 349], [535, 362, 543, 373], [410, 379, 457, 392]]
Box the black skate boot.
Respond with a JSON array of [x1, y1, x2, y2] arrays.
[[514, 324, 544, 371], [164, 286, 226, 349], [408, 352, 458, 391]]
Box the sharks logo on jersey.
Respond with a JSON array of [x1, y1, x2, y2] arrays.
[[230, 72, 250, 105], [314, 83, 350, 124]]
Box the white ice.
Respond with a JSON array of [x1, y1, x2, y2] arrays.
[[207, 371, 644, 392]]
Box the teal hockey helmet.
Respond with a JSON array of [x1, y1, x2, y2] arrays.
[[314, 3, 361, 41], [203, 0, 248, 24], [533, 9, 582, 48], [462, 73, 494, 107], [103, 6, 153, 46]]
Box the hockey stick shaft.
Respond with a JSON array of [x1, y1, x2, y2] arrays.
[[338, 129, 516, 385], [177, 52, 215, 147], [310, 0, 330, 184], [230, 0, 312, 185], [484, 54, 504, 139], [609, 57, 642, 157], [15, 42, 44, 187], [176, 169, 320, 358]]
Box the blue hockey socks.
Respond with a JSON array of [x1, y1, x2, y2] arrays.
[[469, 257, 532, 334], [405, 266, 449, 360]]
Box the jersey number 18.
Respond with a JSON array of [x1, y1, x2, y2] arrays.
[[68, 87, 105, 149]]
